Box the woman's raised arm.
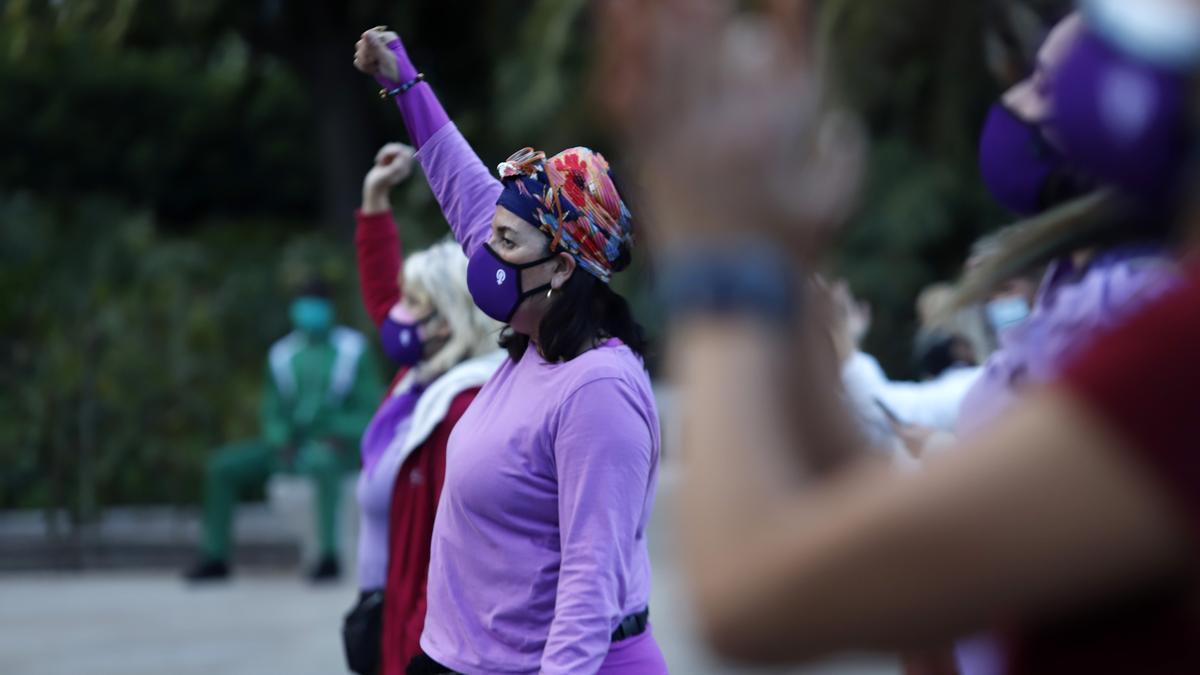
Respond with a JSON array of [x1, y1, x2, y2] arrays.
[[354, 29, 499, 256]]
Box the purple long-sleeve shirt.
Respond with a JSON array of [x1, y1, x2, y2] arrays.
[[377, 37, 450, 150], [392, 48, 662, 674], [422, 338, 659, 674]]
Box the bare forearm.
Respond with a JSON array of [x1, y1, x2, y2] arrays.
[[669, 318, 819, 641], [670, 312, 869, 657], [674, 383, 1187, 663], [670, 294, 864, 573]]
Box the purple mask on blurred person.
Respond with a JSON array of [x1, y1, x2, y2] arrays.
[[380, 302, 435, 367], [978, 103, 1066, 215]]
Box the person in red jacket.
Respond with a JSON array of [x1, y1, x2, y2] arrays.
[[342, 142, 503, 675]]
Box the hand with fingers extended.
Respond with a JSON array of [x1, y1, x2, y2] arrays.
[[362, 142, 416, 214], [598, 0, 866, 263], [828, 279, 872, 364]]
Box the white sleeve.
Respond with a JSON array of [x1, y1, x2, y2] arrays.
[[872, 367, 982, 431]]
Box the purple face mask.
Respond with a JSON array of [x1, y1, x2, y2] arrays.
[[466, 243, 557, 323], [379, 303, 436, 367], [978, 103, 1064, 215], [1052, 29, 1189, 201]]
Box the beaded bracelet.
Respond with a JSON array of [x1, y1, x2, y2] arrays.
[[379, 73, 425, 99]]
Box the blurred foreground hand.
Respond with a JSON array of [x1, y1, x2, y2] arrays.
[[597, 0, 866, 262]]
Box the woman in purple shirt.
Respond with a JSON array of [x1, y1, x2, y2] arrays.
[[353, 27, 668, 675]]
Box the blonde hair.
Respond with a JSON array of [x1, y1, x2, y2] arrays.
[[402, 239, 502, 383]]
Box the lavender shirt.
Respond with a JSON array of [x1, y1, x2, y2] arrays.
[[356, 380, 423, 590], [355, 352, 504, 592], [406, 84, 660, 673], [421, 340, 659, 674], [957, 244, 1178, 437], [953, 244, 1178, 675]]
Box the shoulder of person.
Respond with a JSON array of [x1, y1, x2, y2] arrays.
[[269, 331, 301, 355], [1101, 253, 1181, 316], [842, 350, 887, 386], [551, 363, 657, 452], [1040, 250, 1176, 330], [532, 346, 652, 428], [332, 325, 367, 343], [561, 341, 648, 392]]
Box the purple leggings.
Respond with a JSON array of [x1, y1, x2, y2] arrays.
[[598, 625, 670, 674]]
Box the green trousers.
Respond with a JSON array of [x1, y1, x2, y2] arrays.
[[201, 439, 358, 561]]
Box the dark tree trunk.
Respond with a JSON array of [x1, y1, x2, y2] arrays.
[[262, 1, 386, 237], [304, 35, 374, 236]]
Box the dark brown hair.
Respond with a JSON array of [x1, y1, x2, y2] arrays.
[[499, 241, 648, 363]]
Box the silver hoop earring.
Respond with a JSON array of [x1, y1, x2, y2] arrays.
[[546, 288, 554, 299]]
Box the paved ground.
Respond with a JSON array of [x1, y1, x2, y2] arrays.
[[0, 469, 898, 675], [0, 571, 349, 675], [0, 571, 895, 675]]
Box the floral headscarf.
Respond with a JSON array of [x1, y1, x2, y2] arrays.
[[496, 146, 633, 283]]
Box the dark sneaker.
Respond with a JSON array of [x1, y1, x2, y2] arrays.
[[308, 555, 341, 583], [184, 558, 230, 582]]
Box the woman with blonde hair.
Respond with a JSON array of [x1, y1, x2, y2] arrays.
[[342, 142, 503, 675]]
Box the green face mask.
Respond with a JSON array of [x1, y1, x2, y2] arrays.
[[290, 296, 334, 334]]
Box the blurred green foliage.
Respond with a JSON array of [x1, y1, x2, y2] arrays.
[[0, 35, 319, 224], [0, 192, 369, 514], [2, 0, 1070, 515]]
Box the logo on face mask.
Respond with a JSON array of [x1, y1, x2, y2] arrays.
[[380, 302, 432, 367], [468, 242, 558, 323]]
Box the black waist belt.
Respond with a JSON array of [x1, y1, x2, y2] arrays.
[[611, 607, 650, 642], [407, 608, 652, 674]]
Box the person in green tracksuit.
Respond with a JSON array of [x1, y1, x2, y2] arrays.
[[185, 282, 383, 582]]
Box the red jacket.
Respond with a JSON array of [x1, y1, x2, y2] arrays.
[[355, 209, 479, 672], [1010, 261, 1200, 674]]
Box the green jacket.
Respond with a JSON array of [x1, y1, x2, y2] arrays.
[[260, 326, 383, 450]]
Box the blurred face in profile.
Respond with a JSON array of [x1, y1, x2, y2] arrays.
[[487, 205, 563, 335], [395, 284, 451, 359], [1003, 12, 1086, 132]]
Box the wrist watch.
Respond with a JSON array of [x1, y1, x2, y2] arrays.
[[656, 241, 800, 324]]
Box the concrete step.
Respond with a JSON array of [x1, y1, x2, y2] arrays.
[[1, 474, 360, 573], [0, 505, 299, 572]]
